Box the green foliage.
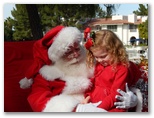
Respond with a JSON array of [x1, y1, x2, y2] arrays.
[[133, 4, 148, 15], [4, 17, 13, 41], [138, 20, 148, 39], [37, 4, 101, 29], [103, 4, 120, 18], [134, 4, 148, 40], [11, 4, 32, 41], [96, 7, 106, 18]]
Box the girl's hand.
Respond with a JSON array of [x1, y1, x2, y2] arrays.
[[81, 96, 90, 104]]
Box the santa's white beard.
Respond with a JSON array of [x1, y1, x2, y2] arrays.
[[65, 46, 86, 65], [54, 47, 88, 76]]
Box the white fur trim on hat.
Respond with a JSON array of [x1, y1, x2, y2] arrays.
[[48, 27, 82, 62], [19, 77, 33, 89]]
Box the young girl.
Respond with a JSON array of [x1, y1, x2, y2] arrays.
[[78, 30, 141, 112]]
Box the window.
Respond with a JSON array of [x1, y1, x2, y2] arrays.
[[95, 25, 101, 30], [129, 24, 137, 32], [107, 25, 117, 32]]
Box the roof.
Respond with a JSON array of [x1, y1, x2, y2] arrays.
[[87, 18, 142, 26]]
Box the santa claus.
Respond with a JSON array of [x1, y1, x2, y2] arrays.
[[19, 26, 94, 112]]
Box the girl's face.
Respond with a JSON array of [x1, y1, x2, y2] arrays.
[[92, 48, 111, 67]]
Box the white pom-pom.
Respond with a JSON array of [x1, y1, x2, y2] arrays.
[[19, 77, 33, 89]]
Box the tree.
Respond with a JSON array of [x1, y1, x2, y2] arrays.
[[4, 4, 107, 41], [96, 7, 106, 18], [26, 4, 43, 40], [11, 4, 32, 41], [133, 4, 148, 41], [133, 4, 148, 16], [4, 17, 13, 41], [37, 4, 100, 30], [138, 19, 148, 40], [103, 4, 120, 18], [37, 4, 55, 32]]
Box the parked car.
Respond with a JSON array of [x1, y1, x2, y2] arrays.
[[135, 38, 145, 45]]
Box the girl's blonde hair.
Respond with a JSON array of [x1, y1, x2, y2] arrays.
[[86, 30, 129, 68]]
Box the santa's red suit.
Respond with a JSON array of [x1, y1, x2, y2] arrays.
[[28, 59, 93, 112], [19, 26, 94, 112]]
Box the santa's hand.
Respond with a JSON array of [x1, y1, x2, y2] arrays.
[[114, 83, 137, 109], [76, 101, 107, 112]]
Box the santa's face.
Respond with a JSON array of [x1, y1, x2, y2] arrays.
[[61, 42, 85, 64]]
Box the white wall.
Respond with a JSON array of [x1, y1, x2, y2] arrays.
[[112, 15, 128, 20], [122, 25, 129, 45], [115, 25, 122, 41], [114, 25, 129, 45], [128, 29, 139, 39], [142, 16, 148, 22], [128, 14, 137, 23]]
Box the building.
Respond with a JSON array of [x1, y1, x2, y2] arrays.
[[85, 14, 148, 45]]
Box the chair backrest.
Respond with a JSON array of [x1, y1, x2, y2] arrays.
[[4, 41, 36, 112]]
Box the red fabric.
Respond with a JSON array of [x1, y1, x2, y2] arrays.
[[88, 62, 140, 112], [25, 25, 64, 79], [4, 41, 36, 112], [127, 61, 141, 86], [84, 27, 91, 33], [84, 27, 91, 41], [84, 38, 93, 50], [27, 75, 65, 112]]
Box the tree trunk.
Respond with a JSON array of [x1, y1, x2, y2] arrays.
[[26, 4, 43, 40]]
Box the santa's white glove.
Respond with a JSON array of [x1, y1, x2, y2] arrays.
[[114, 83, 138, 109], [76, 101, 107, 112]]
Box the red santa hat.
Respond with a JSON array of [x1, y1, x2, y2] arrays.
[[19, 25, 82, 89]]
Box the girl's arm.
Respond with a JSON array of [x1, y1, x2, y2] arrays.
[[98, 67, 128, 112]]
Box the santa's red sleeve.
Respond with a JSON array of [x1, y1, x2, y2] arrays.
[[27, 74, 65, 112]]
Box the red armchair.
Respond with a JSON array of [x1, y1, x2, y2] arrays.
[[4, 41, 36, 112]]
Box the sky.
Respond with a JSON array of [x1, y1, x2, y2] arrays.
[[3, 3, 143, 20], [100, 4, 141, 15], [3, 3, 15, 20]]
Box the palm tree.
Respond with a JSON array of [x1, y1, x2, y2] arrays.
[[104, 4, 120, 18]]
